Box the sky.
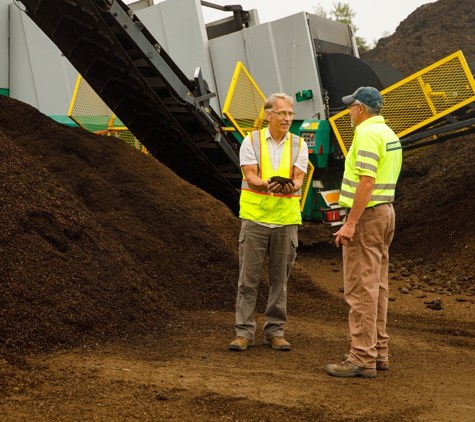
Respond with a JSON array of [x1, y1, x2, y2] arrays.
[[125, 0, 434, 47]]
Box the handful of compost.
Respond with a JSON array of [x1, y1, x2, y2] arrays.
[[269, 176, 294, 187]]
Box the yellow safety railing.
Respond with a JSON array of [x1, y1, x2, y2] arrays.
[[300, 160, 314, 212], [329, 51, 475, 156], [68, 74, 143, 150], [222, 62, 268, 139]]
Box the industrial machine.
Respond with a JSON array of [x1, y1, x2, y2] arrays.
[[6, 0, 475, 222]]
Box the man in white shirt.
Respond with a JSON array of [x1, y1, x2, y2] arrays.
[[229, 93, 308, 352]]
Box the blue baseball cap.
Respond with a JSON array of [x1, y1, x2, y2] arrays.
[[342, 86, 384, 110]]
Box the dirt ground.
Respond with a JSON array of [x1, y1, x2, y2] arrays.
[[2, 239, 475, 421], [2, 0, 475, 420]]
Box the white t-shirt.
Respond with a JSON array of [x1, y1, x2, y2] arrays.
[[240, 128, 308, 172]]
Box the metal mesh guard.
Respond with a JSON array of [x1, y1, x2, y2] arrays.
[[300, 160, 314, 212], [222, 62, 268, 139], [68, 74, 142, 150], [68, 74, 126, 132], [329, 51, 475, 156]]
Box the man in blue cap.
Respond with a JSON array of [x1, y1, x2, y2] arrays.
[[326, 86, 402, 378]]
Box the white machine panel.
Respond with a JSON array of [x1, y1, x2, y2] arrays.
[[9, 4, 77, 115], [135, 4, 168, 51], [307, 14, 358, 57], [267, 13, 326, 119], [209, 12, 327, 120], [137, 0, 219, 111], [208, 29, 250, 112], [0, 0, 9, 91]]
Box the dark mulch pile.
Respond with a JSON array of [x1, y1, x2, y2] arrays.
[[0, 95, 338, 358], [393, 134, 475, 271], [361, 0, 475, 278], [0, 96, 242, 354], [361, 0, 475, 76]]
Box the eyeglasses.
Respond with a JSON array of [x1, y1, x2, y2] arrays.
[[269, 111, 296, 118], [347, 103, 361, 109]]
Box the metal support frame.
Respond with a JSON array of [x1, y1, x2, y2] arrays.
[[401, 110, 475, 151], [107, 0, 237, 165], [193, 67, 215, 108], [109, 1, 195, 106], [214, 132, 240, 168], [201, 1, 253, 39]]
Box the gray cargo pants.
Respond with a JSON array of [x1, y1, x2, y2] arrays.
[[235, 219, 299, 340]]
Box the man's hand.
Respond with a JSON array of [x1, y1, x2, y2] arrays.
[[334, 175, 375, 247], [242, 164, 269, 191], [333, 222, 356, 247], [269, 176, 294, 187], [268, 177, 295, 194], [242, 165, 304, 194], [268, 167, 305, 194]]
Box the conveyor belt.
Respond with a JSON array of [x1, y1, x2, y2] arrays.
[[21, 0, 242, 215]]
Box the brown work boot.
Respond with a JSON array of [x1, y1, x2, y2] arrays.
[[263, 336, 291, 351], [326, 360, 376, 378], [229, 336, 255, 351], [342, 354, 389, 371]]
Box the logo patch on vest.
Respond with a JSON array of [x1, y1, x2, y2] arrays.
[[386, 140, 402, 151]]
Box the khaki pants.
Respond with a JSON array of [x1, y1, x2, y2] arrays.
[[235, 220, 298, 340], [343, 203, 395, 368]]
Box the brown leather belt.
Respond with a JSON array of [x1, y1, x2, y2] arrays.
[[345, 203, 390, 214]]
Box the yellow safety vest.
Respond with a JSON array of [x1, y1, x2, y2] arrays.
[[339, 116, 402, 208], [240, 129, 303, 225]]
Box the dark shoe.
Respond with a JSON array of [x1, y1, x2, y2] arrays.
[[326, 360, 376, 378], [342, 354, 389, 371], [229, 336, 255, 351], [263, 336, 291, 351]]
